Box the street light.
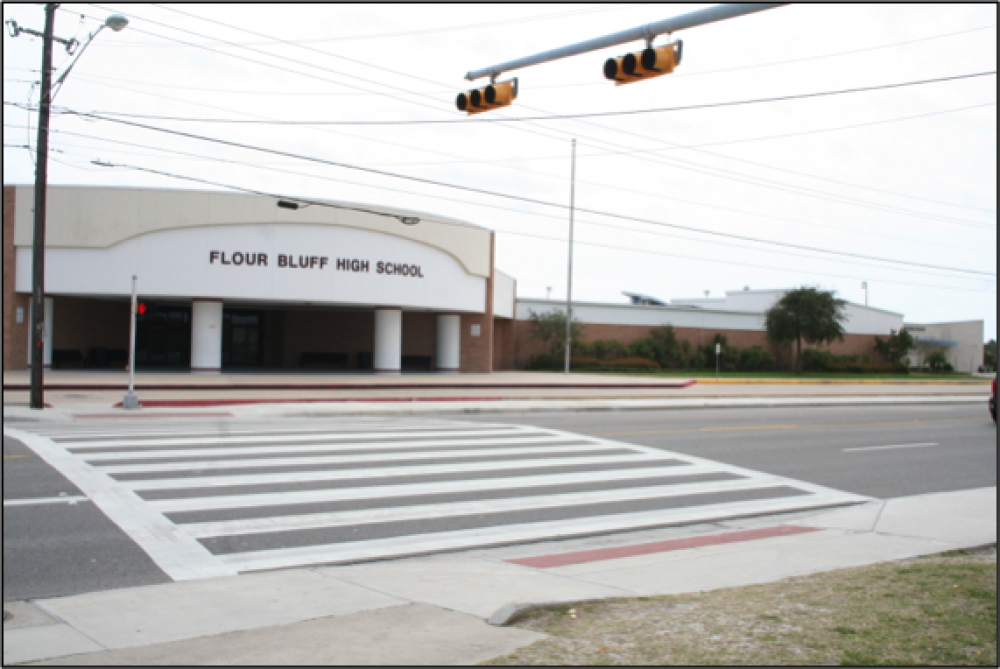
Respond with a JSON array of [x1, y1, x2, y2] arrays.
[[7, 5, 127, 409], [276, 199, 420, 225]]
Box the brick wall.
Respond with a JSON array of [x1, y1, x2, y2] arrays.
[[493, 318, 515, 370], [460, 233, 496, 373], [3, 186, 30, 370], [51, 297, 130, 355], [513, 318, 881, 369], [280, 309, 375, 369]]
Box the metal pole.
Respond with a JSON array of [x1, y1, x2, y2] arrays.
[[122, 275, 140, 409], [28, 3, 56, 410], [466, 3, 786, 81], [564, 139, 577, 375]]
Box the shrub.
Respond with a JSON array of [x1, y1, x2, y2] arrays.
[[739, 346, 777, 372]]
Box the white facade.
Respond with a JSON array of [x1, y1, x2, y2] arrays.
[[517, 298, 766, 332], [903, 321, 985, 373], [493, 269, 516, 319], [670, 288, 903, 336], [12, 185, 491, 314]]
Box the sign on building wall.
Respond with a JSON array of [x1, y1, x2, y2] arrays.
[[16, 224, 486, 313]]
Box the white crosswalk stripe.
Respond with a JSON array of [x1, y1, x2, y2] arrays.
[[4, 417, 870, 580]]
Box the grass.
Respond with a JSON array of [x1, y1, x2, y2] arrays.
[[483, 548, 997, 666]]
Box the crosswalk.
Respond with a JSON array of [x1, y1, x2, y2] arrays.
[[4, 417, 869, 580]]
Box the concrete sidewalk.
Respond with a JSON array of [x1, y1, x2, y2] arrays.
[[3, 487, 995, 666]]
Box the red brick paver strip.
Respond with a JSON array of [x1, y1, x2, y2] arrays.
[[507, 525, 821, 569]]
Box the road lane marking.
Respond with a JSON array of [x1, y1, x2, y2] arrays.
[[4, 496, 90, 506], [843, 443, 939, 453], [593, 417, 972, 438]]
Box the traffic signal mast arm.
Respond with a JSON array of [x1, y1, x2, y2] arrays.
[[464, 3, 786, 83]]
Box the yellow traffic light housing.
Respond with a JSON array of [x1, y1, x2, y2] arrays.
[[457, 78, 518, 115], [604, 40, 682, 85]]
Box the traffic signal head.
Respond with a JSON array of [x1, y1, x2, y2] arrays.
[[456, 78, 518, 115], [604, 40, 682, 85], [137, 301, 147, 316]]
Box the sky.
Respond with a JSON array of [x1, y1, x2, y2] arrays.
[[3, 3, 997, 340]]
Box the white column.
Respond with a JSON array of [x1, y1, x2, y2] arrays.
[[436, 314, 461, 373], [373, 308, 402, 374], [43, 297, 54, 368], [191, 299, 223, 373]]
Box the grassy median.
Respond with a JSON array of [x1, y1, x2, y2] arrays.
[[484, 548, 996, 666]]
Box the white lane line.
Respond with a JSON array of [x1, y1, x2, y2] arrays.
[[181, 477, 787, 538], [92, 442, 626, 474], [60, 427, 536, 450], [4, 496, 91, 506], [150, 464, 715, 513], [219, 492, 859, 572], [123, 452, 676, 491], [37, 421, 482, 441], [78, 434, 578, 462], [2, 427, 236, 581], [842, 443, 940, 453]]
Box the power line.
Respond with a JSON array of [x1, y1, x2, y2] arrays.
[[49, 9, 997, 227], [22, 124, 994, 263], [56, 156, 998, 295], [28, 106, 995, 278], [78, 71, 998, 125], [90, 5, 634, 48], [15, 10, 996, 231]]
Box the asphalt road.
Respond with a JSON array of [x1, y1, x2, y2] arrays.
[[449, 402, 998, 499], [3, 402, 995, 603]]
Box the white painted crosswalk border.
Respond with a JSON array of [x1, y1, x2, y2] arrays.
[[5, 418, 871, 579]]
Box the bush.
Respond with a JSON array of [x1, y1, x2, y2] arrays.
[[571, 356, 661, 371], [739, 346, 777, 372]]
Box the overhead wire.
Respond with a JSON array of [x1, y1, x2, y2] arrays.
[[21, 104, 994, 278], [72, 6, 997, 226], [68, 157, 997, 295], [28, 129, 986, 274]]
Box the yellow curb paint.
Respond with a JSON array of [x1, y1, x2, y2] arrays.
[[592, 417, 973, 438], [3, 454, 31, 459], [694, 379, 989, 385]]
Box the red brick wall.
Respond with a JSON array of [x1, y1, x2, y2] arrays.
[[493, 317, 515, 370], [51, 297, 130, 354], [3, 186, 30, 370], [513, 319, 881, 369], [401, 312, 436, 361], [280, 309, 375, 368], [460, 233, 496, 373]]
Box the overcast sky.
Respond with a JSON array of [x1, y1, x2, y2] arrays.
[[4, 3, 996, 339]]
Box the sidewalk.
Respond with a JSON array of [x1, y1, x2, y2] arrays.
[[3, 370, 990, 416], [4, 487, 995, 665]]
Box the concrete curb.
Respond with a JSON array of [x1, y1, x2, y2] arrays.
[[488, 597, 608, 627]]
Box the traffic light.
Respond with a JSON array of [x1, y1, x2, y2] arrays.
[[456, 78, 518, 115], [604, 41, 682, 85], [136, 300, 155, 319]]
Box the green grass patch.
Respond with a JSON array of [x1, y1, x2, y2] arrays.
[[483, 549, 996, 666], [559, 370, 986, 381]]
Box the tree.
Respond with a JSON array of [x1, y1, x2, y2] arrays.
[[874, 329, 916, 364], [528, 309, 584, 357], [985, 339, 997, 371], [925, 349, 951, 372], [765, 287, 847, 374]]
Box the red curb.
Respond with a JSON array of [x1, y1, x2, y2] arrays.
[[506, 525, 821, 569], [110, 397, 507, 408], [74, 412, 235, 418], [5, 380, 697, 392]]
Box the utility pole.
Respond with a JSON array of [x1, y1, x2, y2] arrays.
[[564, 139, 577, 375], [9, 8, 128, 409], [28, 4, 56, 410]]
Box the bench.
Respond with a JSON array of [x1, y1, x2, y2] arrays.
[[52, 349, 84, 369], [300, 352, 348, 369]]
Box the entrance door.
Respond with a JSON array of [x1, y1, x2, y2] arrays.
[[223, 309, 263, 368], [135, 304, 192, 369]]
